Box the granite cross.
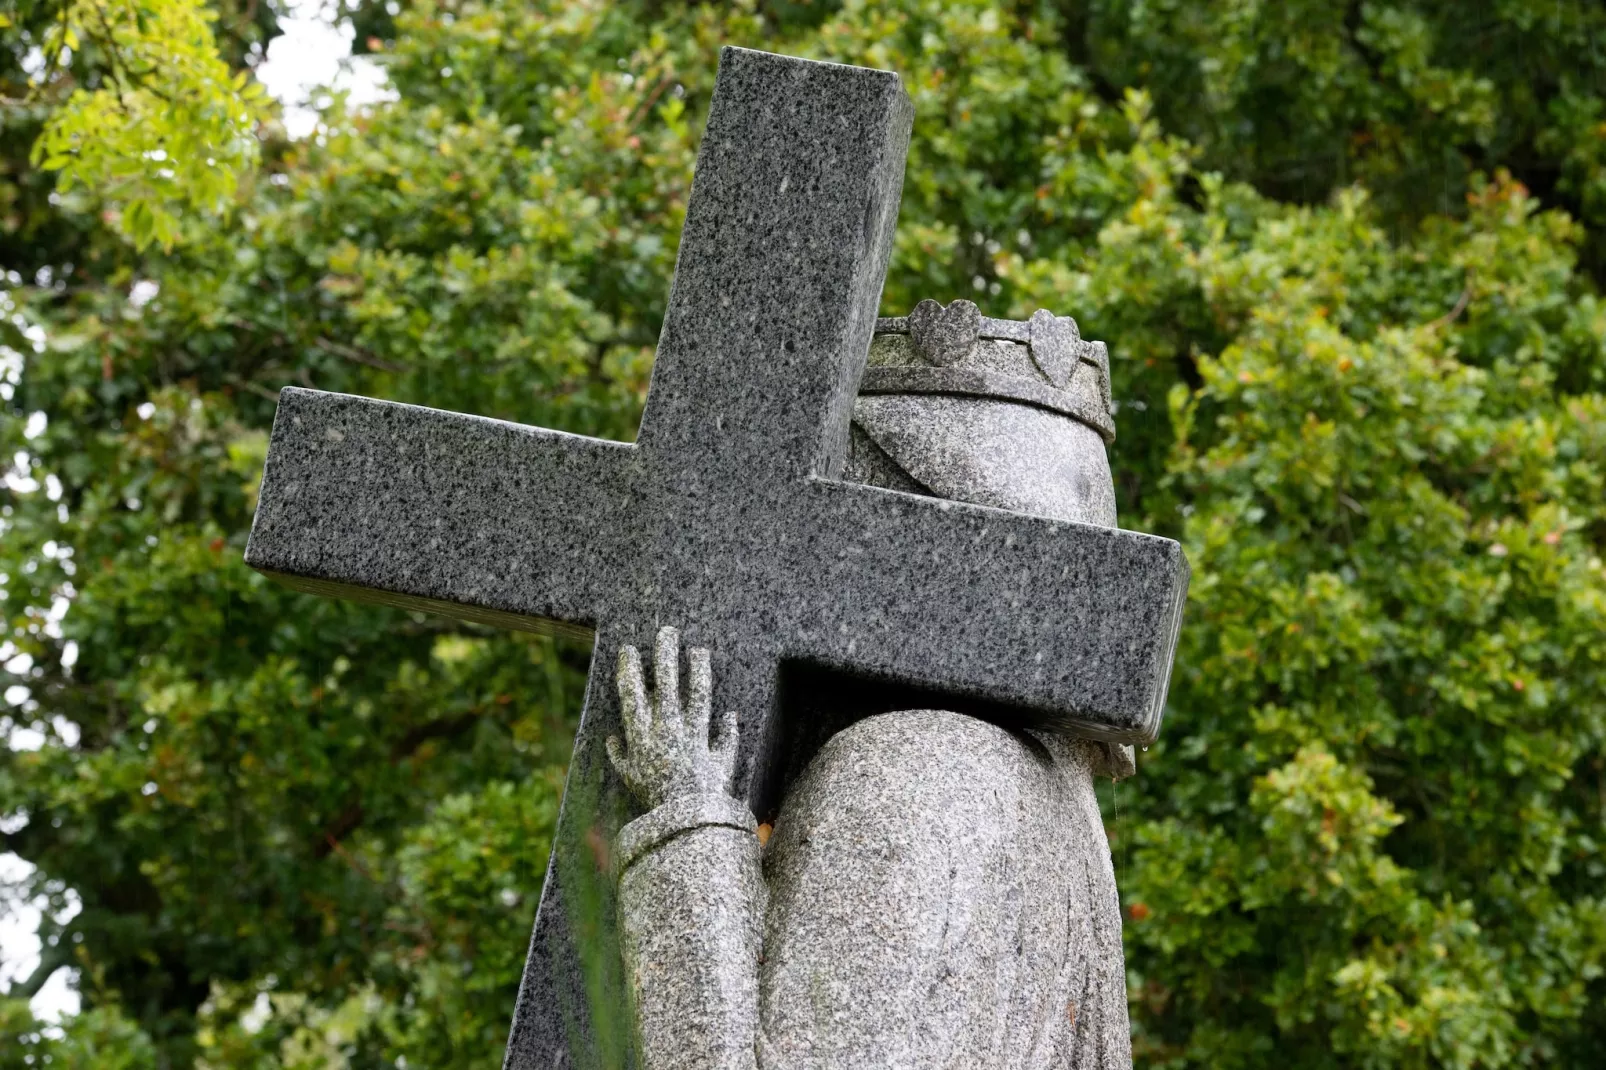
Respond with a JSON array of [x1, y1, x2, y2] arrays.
[[243, 46, 1189, 1068]]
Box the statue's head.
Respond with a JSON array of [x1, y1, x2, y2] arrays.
[[847, 299, 1117, 528], [844, 299, 1135, 776]]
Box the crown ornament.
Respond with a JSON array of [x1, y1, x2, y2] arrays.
[[867, 300, 1116, 442]]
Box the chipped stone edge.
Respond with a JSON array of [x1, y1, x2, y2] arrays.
[[614, 793, 758, 880], [1091, 742, 1138, 781]]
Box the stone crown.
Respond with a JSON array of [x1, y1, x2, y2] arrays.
[[867, 299, 1116, 443]]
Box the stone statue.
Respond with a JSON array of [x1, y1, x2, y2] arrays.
[[607, 303, 1135, 1069], [242, 48, 1188, 1067]]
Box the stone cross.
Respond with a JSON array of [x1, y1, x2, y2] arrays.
[[244, 47, 1189, 1068]]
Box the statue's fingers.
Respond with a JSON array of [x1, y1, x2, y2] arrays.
[[653, 626, 681, 728], [687, 647, 713, 748], [713, 709, 741, 791], [616, 644, 649, 748], [604, 734, 630, 781]]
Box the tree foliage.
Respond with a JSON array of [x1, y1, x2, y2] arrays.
[[20, 0, 268, 250], [1075, 1, 1606, 276], [1, 1, 1603, 1067]]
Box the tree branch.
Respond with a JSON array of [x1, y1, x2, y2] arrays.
[[1428, 285, 1473, 331], [241, 381, 281, 401], [312, 801, 364, 860], [323, 832, 379, 883], [315, 336, 406, 373], [390, 710, 484, 764]]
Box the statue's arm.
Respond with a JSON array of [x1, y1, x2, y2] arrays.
[[607, 628, 765, 1070]]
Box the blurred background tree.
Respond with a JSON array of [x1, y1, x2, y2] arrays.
[[1, 1, 1602, 1067]]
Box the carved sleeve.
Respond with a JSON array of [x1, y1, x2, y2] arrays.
[[615, 803, 766, 1070]]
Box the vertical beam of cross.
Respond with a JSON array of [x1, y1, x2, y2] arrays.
[[635, 50, 910, 484], [501, 49, 917, 1068]]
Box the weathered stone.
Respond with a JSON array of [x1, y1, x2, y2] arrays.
[[1028, 307, 1079, 388], [243, 46, 1189, 1067], [610, 699, 1131, 1070], [605, 287, 1149, 1060], [610, 303, 1144, 1068], [863, 310, 1116, 442], [851, 394, 1118, 528], [907, 297, 982, 366], [760, 710, 1129, 1069], [608, 621, 1133, 1068]]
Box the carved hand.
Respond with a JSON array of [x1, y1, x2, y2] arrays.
[[606, 626, 741, 811]]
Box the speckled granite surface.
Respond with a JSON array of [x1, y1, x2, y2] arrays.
[[609, 708, 1132, 1070], [759, 711, 1131, 1069], [244, 46, 1188, 1069]]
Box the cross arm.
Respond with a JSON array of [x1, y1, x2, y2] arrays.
[[244, 387, 634, 640], [788, 479, 1190, 745]]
